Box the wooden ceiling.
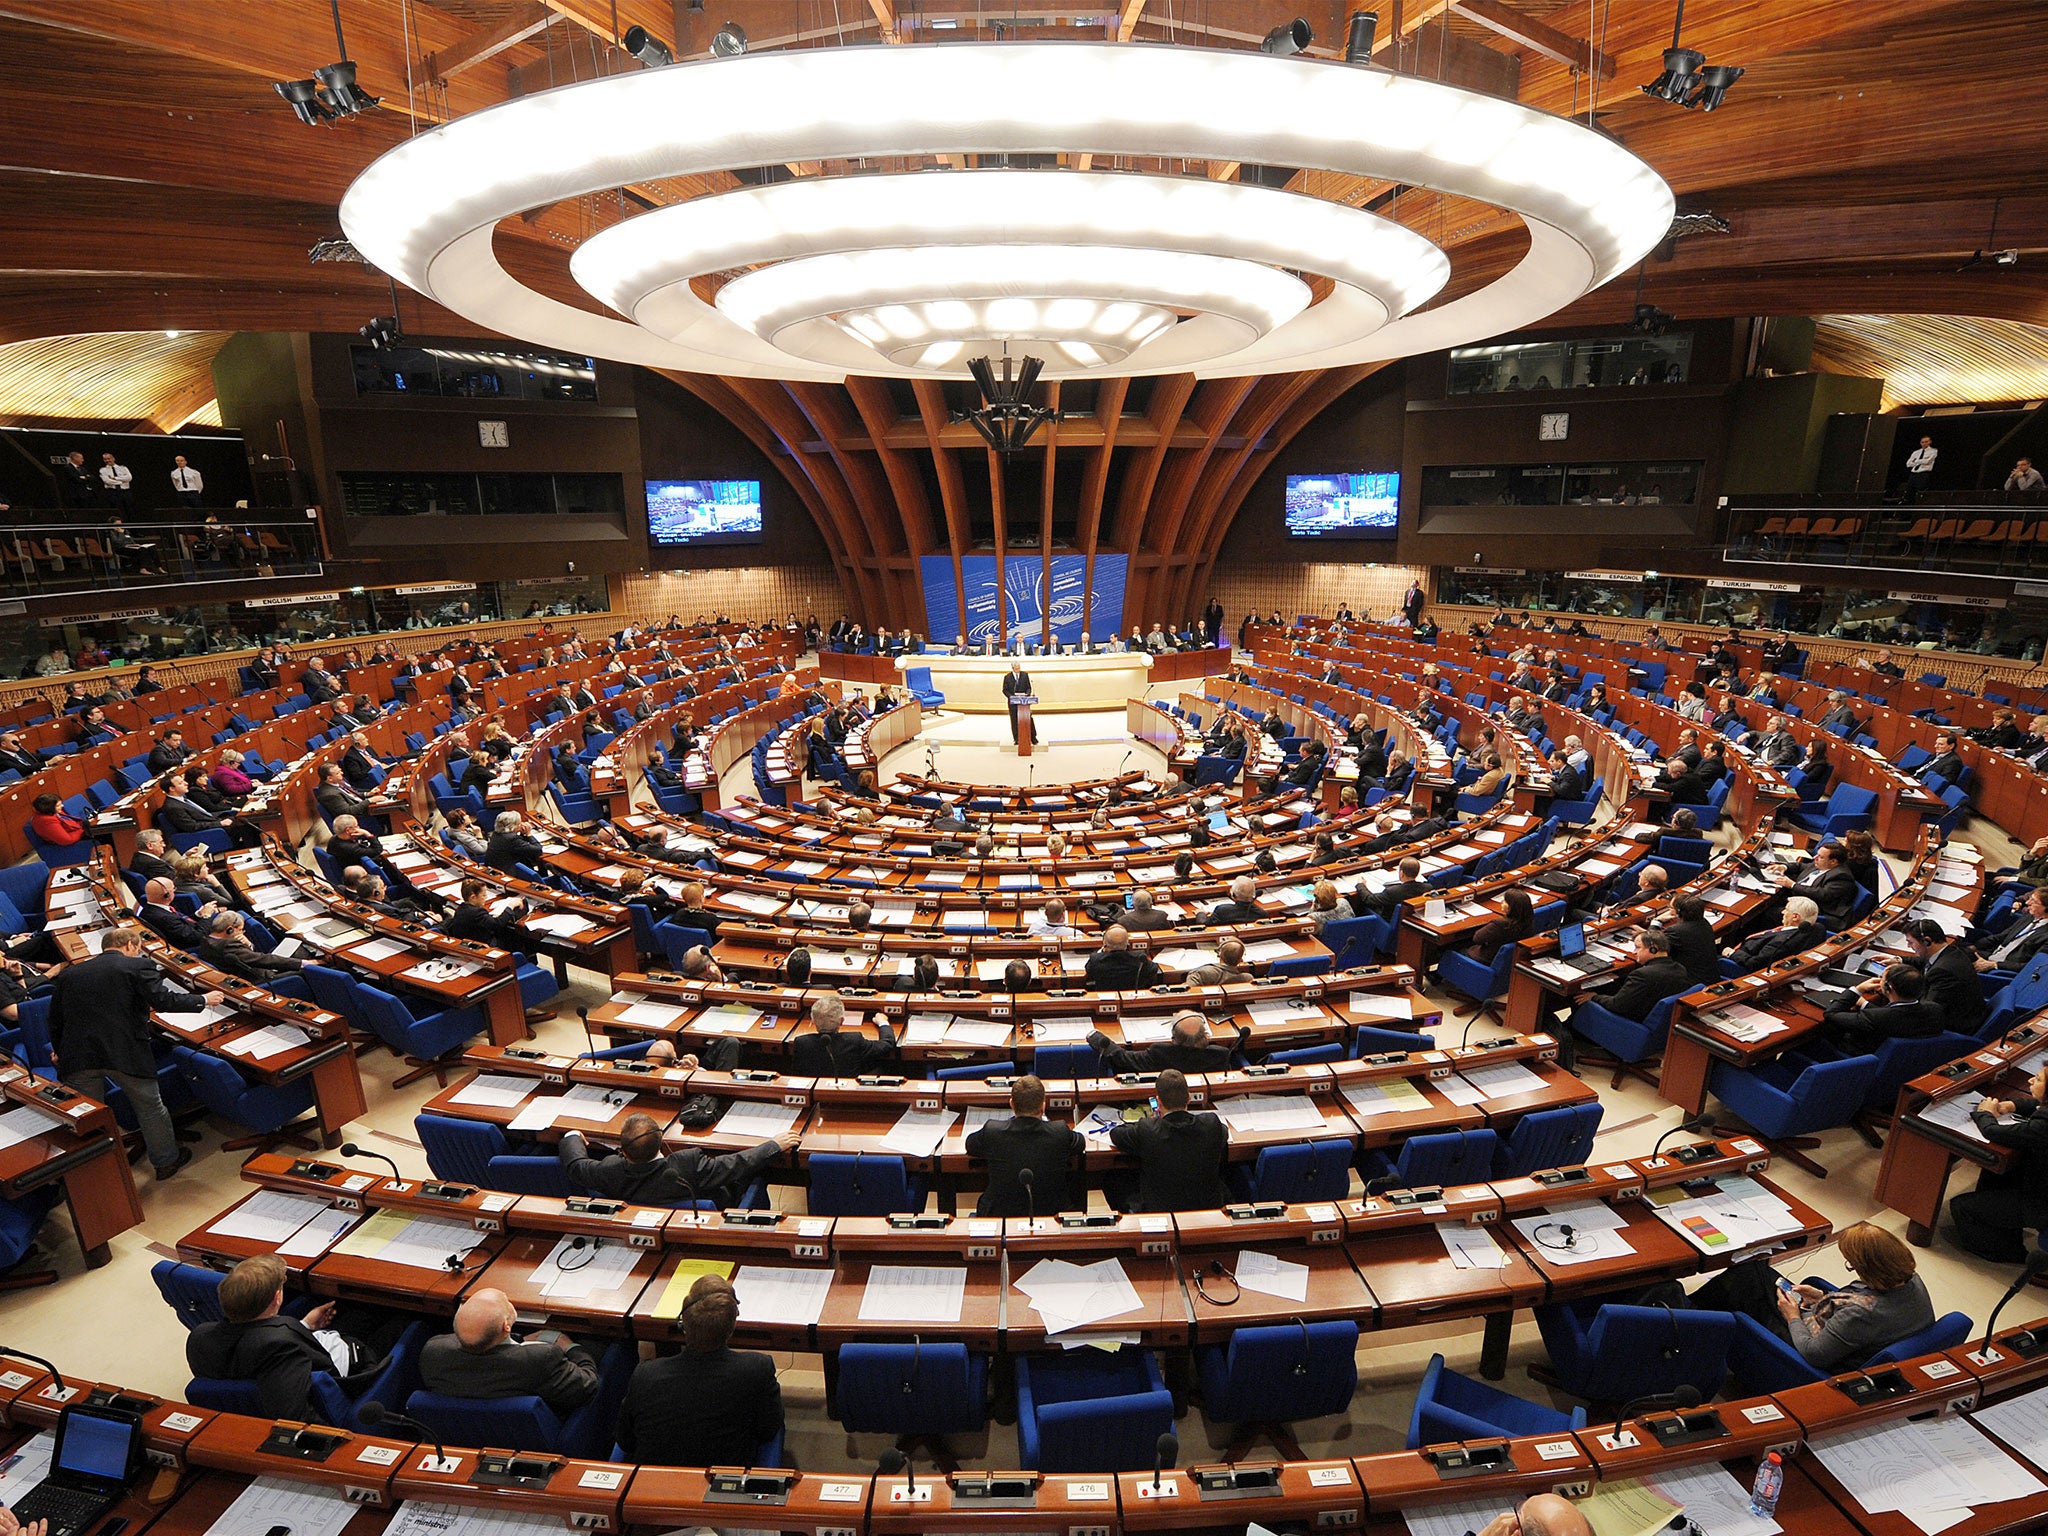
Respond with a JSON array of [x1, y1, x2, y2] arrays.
[[1815, 315, 2048, 413], [0, 331, 229, 432], [0, 0, 2043, 622]]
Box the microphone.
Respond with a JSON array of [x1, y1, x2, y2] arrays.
[[1611, 1385, 1700, 1441], [1152, 1432, 1178, 1490], [1651, 1113, 1718, 1158], [337, 1142, 404, 1182], [578, 1004, 598, 1057], [1019, 1166, 1036, 1227], [356, 1400, 451, 1465], [0, 1345, 65, 1392], [876, 1446, 914, 1494], [1981, 1251, 2048, 1354]]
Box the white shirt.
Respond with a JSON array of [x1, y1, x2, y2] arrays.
[[171, 464, 203, 491], [99, 463, 132, 489], [1906, 446, 1937, 473]]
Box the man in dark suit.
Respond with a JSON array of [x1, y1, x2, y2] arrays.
[[339, 731, 386, 792], [1822, 963, 1946, 1051], [126, 828, 178, 883], [1107, 1069, 1229, 1212], [1353, 856, 1428, 918], [1661, 892, 1722, 986], [439, 879, 534, 953], [485, 812, 546, 874], [1774, 842, 1861, 929], [137, 876, 218, 950], [964, 1074, 1085, 1216], [1081, 924, 1163, 990], [1748, 714, 1803, 769], [315, 763, 373, 822], [157, 771, 235, 835], [301, 661, 343, 705], [1002, 661, 1033, 746], [1087, 1009, 1245, 1075], [1724, 897, 1825, 973], [0, 731, 42, 780], [1973, 888, 2048, 973], [50, 927, 217, 1176], [788, 992, 900, 1077], [558, 1113, 793, 1207], [1925, 732, 1966, 788], [145, 729, 191, 775], [1601, 930, 1694, 1022], [1207, 876, 1265, 926], [616, 1274, 782, 1466], [420, 1287, 598, 1414], [1546, 754, 1586, 806], [1122, 889, 1173, 932], [188, 1255, 401, 1420], [1907, 918, 1988, 1037]]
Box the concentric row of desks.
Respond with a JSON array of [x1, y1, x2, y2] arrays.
[[180, 1133, 1814, 1378]]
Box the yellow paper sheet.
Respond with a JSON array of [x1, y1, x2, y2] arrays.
[[1575, 1480, 1682, 1536], [329, 1208, 413, 1261], [649, 1258, 737, 1318]]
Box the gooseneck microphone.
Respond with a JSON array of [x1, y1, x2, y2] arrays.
[[0, 1345, 65, 1392], [1651, 1113, 1717, 1158], [1019, 1166, 1036, 1226], [356, 1400, 450, 1465], [1152, 1432, 1179, 1490], [1611, 1384, 1700, 1440], [876, 1446, 914, 1494], [337, 1142, 404, 1182], [1982, 1250, 2048, 1354]]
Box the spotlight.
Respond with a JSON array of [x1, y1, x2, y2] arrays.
[[308, 237, 366, 264], [622, 25, 674, 67], [711, 23, 749, 55], [274, 77, 334, 127], [1260, 17, 1312, 55], [967, 355, 1053, 454], [314, 60, 380, 116], [1343, 11, 1378, 63], [1640, 46, 1703, 104], [1630, 303, 1674, 337], [1684, 62, 1743, 111], [360, 316, 401, 352]]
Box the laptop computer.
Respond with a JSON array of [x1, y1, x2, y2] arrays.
[[1555, 922, 1614, 975], [12, 1404, 145, 1536]]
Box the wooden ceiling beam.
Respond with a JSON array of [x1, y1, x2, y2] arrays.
[[424, 2, 556, 81], [1116, 0, 1148, 42], [1452, 0, 1614, 79]]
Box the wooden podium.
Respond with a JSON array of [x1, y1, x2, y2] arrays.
[[1011, 693, 1036, 756]]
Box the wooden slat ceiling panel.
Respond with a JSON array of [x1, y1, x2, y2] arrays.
[[0, 330, 228, 431], [1813, 315, 2048, 413]]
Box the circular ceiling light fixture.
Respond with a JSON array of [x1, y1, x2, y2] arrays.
[[341, 42, 1674, 380]]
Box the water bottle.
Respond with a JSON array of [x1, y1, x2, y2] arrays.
[[1749, 1450, 1784, 1518]]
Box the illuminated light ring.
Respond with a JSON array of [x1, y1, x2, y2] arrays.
[[571, 170, 1446, 372], [339, 42, 1675, 380]]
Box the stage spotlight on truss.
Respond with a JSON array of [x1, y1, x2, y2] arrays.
[[1261, 18, 1312, 55], [967, 355, 1052, 453], [308, 237, 366, 264], [1685, 63, 1743, 112], [274, 78, 333, 126], [1343, 11, 1378, 63], [711, 23, 749, 55], [622, 26, 675, 66], [1630, 303, 1675, 337], [1641, 46, 1704, 103], [360, 315, 401, 351]]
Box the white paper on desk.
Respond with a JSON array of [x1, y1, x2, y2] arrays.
[[1434, 1076, 1489, 1108], [557, 1083, 631, 1122], [276, 1204, 357, 1258], [527, 912, 593, 937], [1397, 1496, 1519, 1536], [1243, 940, 1297, 963], [948, 1020, 1014, 1047], [1916, 1094, 1991, 1144], [1509, 1204, 1636, 1266], [882, 1107, 957, 1157], [1345, 993, 1418, 1022], [383, 1500, 567, 1536], [1455, 1060, 1547, 1101], [1910, 902, 1971, 937], [1972, 1383, 2048, 1472], [1909, 1412, 2047, 1506], [963, 1106, 1008, 1137], [375, 1214, 485, 1271], [452, 1073, 536, 1114], [1343, 1079, 1430, 1117], [532, 1234, 642, 1298], [1120, 1015, 1173, 1045], [1809, 1418, 1985, 1514], [1032, 1015, 1094, 1043], [858, 1265, 968, 1323], [0, 1432, 54, 1507], [506, 1096, 569, 1132], [0, 1104, 69, 1150], [723, 891, 784, 917], [902, 1014, 952, 1044], [1156, 948, 1220, 971], [349, 936, 410, 963], [1214, 1094, 1327, 1133], [203, 1475, 361, 1536], [718, 1100, 802, 1136], [1927, 880, 1976, 903], [1644, 1462, 1777, 1536], [1014, 1256, 1143, 1334], [1439, 1225, 1507, 1270], [733, 1264, 833, 1326], [216, 1021, 312, 1062], [617, 1001, 687, 1028], [1247, 997, 1328, 1023], [211, 1189, 331, 1243], [1235, 1249, 1310, 1302]]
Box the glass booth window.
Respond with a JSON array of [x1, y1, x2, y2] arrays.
[[1447, 333, 1694, 394]]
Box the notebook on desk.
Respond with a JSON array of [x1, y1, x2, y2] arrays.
[[10, 1404, 144, 1536], [1555, 923, 1613, 975]]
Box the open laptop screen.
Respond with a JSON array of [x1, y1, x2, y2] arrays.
[[54, 1407, 138, 1483], [1557, 923, 1587, 959]]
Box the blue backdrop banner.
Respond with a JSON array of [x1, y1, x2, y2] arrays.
[[1088, 553, 1128, 641], [920, 551, 1129, 646]]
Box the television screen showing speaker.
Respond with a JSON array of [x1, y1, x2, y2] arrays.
[[1285, 472, 1400, 539], [646, 479, 763, 545]]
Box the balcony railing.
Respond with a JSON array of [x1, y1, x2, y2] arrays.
[[1725, 492, 2048, 577], [0, 512, 323, 598]]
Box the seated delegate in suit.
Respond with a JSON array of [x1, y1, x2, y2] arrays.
[[1463, 889, 1535, 967], [1107, 1068, 1229, 1212], [615, 1274, 782, 1467], [420, 1286, 598, 1415], [1725, 896, 1826, 973], [1972, 887, 2048, 973], [199, 910, 303, 981], [964, 1075, 1086, 1216], [788, 992, 900, 1077], [1087, 1008, 1245, 1076], [1764, 841, 1860, 929], [1207, 876, 1265, 926], [1121, 889, 1173, 932], [313, 763, 372, 823], [187, 1255, 403, 1420], [557, 1112, 795, 1208], [1821, 962, 1944, 1051], [485, 811, 547, 874], [1953, 1062, 2048, 1261], [137, 876, 219, 950], [1905, 918, 1989, 1038], [1601, 929, 1694, 1022], [1081, 924, 1163, 989], [1660, 891, 1722, 987], [1352, 856, 1428, 919], [1187, 936, 1254, 987]]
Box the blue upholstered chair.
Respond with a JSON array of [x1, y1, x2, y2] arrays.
[[1240, 1139, 1355, 1204], [1407, 1354, 1585, 1448], [1531, 1301, 1735, 1405], [1196, 1321, 1359, 1457], [835, 1341, 988, 1452], [1709, 1051, 1881, 1179], [1357, 1129, 1498, 1193], [406, 1340, 636, 1457], [1016, 1349, 1174, 1473], [168, 1045, 318, 1153], [807, 1153, 928, 1216], [1566, 994, 1681, 1090], [1723, 1292, 1972, 1396], [1435, 944, 1517, 1026], [1491, 1103, 1603, 1180]]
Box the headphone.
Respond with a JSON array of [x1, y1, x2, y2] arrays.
[[1192, 1258, 1241, 1307], [554, 1235, 598, 1273], [1530, 1221, 1581, 1253]]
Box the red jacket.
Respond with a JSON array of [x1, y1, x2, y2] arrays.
[[29, 810, 85, 846]]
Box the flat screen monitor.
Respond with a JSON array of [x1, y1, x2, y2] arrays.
[[646, 479, 763, 546], [1285, 472, 1399, 539]]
